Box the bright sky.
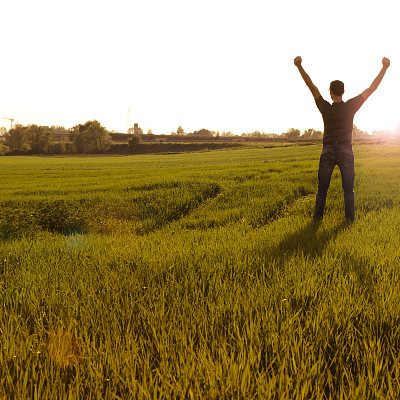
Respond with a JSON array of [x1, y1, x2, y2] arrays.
[[0, 0, 398, 135]]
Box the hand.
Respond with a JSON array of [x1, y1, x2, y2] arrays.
[[382, 57, 390, 68], [294, 56, 302, 67]]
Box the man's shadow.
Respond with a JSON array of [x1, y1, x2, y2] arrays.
[[269, 220, 350, 266]]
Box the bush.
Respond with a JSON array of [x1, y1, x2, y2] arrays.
[[0, 143, 10, 155], [128, 135, 142, 149]]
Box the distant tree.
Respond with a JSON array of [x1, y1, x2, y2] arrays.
[[352, 125, 361, 138], [221, 131, 236, 137], [4, 124, 54, 153], [69, 120, 111, 153], [50, 141, 66, 154], [245, 131, 261, 138], [176, 126, 185, 135], [282, 128, 301, 139], [147, 128, 153, 135], [0, 127, 7, 136], [302, 128, 313, 139], [28, 124, 53, 154], [51, 125, 68, 135], [352, 124, 369, 140], [240, 131, 262, 138], [264, 133, 280, 139], [302, 128, 323, 140], [3, 124, 31, 153], [191, 128, 213, 137]]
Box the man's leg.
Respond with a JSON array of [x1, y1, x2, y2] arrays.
[[314, 146, 335, 220], [337, 145, 355, 221]]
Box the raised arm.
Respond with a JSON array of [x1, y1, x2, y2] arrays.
[[294, 56, 321, 99], [361, 57, 390, 101]]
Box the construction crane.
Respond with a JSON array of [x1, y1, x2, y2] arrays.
[[2, 117, 14, 129]]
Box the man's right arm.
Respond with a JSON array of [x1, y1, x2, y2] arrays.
[[361, 57, 390, 101], [294, 56, 321, 99]]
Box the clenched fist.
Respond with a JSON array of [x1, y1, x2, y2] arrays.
[[382, 57, 390, 68], [294, 56, 302, 67]]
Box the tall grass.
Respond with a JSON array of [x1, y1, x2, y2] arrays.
[[1, 144, 400, 399]]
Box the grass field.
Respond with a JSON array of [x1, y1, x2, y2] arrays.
[[2, 143, 400, 399]]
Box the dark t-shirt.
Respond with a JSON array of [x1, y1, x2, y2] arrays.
[[315, 94, 365, 144]]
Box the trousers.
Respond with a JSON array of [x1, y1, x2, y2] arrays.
[[314, 143, 355, 221]]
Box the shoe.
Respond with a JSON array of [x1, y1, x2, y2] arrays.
[[313, 215, 323, 223]]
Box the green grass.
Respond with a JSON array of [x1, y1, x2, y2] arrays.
[[1, 144, 400, 399]]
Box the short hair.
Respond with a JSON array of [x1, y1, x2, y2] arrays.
[[329, 80, 344, 96]]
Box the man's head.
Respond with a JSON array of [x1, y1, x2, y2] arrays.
[[329, 80, 344, 96]]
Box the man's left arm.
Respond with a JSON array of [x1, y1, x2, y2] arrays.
[[361, 57, 390, 101]]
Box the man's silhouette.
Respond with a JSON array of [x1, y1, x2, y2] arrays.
[[294, 56, 390, 221]]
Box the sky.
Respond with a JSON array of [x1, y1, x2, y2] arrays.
[[0, 0, 399, 135]]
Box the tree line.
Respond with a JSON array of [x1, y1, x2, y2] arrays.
[[0, 120, 111, 155], [168, 125, 400, 140], [167, 126, 322, 139], [2, 121, 399, 156], [169, 126, 324, 140]]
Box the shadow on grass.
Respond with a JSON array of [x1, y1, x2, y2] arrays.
[[270, 220, 350, 265]]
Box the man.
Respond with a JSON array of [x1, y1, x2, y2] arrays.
[[294, 56, 390, 221]]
